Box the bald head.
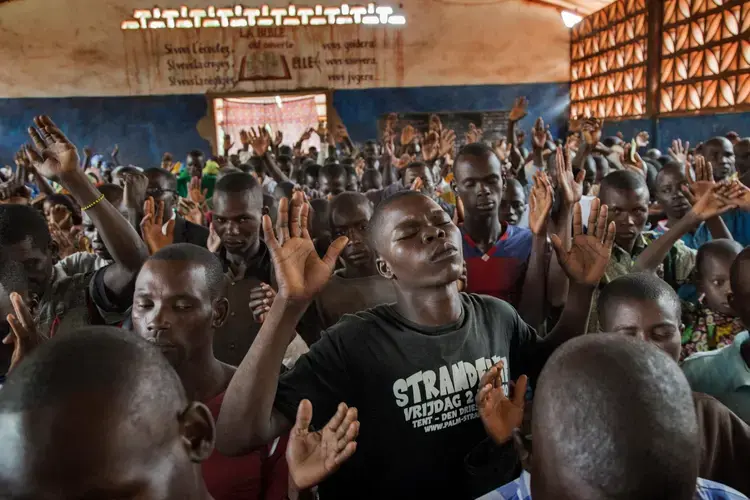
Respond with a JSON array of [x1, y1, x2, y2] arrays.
[[532, 335, 699, 500], [0, 327, 213, 499]]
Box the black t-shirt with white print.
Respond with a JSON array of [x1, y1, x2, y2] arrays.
[[274, 292, 538, 500]]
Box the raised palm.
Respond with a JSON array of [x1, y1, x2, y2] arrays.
[[264, 192, 347, 301], [287, 399, 359, 490], [509, 97, 529, 122], [477, 361, 527, 445], [25, 116, 80, 181], [554, 147, 583, 205], [551, 199, 615, 286], [528, 171, 553, 235]]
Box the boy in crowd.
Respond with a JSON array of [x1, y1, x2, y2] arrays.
[[177, 149, 217, 200], [680, 239, 744, 360], [682, 246, 750, 425], [481, 335, 747, 500], [314, 192, 397, 330], [7, 116, 149, 336], [587, 169, 734, 331], [499, 178, 526, 226], [55, 182, 122, 276], [652, 162, 713, 249], [131, 243, 289, 500], [596, 272, 750, 495], [210, 172, 307, 367], [455, 143, 568, 326], [216, 190, 615, 499], [0, 327, 217, 500], [318, 163, 348, 198]]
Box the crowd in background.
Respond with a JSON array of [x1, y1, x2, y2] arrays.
[[0, 98, 750, 499]]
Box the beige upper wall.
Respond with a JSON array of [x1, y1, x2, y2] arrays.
[[0, 0, 570, 98]]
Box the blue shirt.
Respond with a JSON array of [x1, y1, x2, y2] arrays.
[[682, 331, 750, 425], [479, 471, 748, 499], [652, 219, 712, 250], [721, 209, 750, 247]]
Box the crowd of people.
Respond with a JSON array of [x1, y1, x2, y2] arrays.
[[0, 98, 749, 499]]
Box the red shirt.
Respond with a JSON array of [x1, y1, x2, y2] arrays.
[[202, 391, 289, 500]]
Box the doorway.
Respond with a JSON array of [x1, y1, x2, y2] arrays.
[[212, 93, 327, 156]]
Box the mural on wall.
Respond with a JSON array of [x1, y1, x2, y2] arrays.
[[120, 3, 406, 94]]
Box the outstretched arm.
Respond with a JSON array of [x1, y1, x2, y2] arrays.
[[543, 199, 615, 350], [25, 116, 149, 303], [217, 193, 348, 455]]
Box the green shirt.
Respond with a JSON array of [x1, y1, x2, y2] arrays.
[[682, 331, 750, 425], [589, 231, 697, 332], [176, 173, 217, 200]]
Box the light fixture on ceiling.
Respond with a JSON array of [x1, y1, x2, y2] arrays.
[[561, 10, 582, 28]]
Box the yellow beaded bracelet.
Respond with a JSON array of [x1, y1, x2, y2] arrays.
[[81, 193, 105, 211]]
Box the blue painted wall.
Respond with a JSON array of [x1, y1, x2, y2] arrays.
[[602, 111, 750, 153], [0, 83, 571, 167], [0, 95, 212, 169], [333, 83, 572, 143]]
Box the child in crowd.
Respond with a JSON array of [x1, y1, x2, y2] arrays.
[[682, 246, 750, 425], [479, 335, 747, 500], [681, 239, 745, 360], [596, 272, 750, 495], [3, 108, 750, 500]]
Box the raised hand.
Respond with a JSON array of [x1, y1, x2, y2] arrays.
[[223, 134, 234, 154], [422, 131, 440, 162], [177, 197, 204, 225], [494, 138, 512, 163], [565, 133, 581, 152], [690, 182, 735, 222], [3, 292, 43, 373], [188, 176, 208, 205], [122, 170, 148, 210], [384, 113, 398, 134], [207, 222, 221, 253], [668, 139, 689, 165], [682, 155, 715, 204], [622, 142, 647, 178], [248, 282, 275, 323], [401, 124, 416, 146], [274, 130, 284, 147], [439, 129, 457, 159], [581, 117, 603, 146], [49, 204, 72, 227], [429, 114, 443, 134], [550, 199, 616, 286], [477, 360, 527, 445], [249, 127, 271, 156], [720, 180, 750, 211], [509, 97, 529, 123], [24, 116, 80, 181], [465, 123, 483, 144], [239, 129, 251, 149], [299, 127, 314, 143], [532, 117, 547, 149], [635, 131, 650, 148], [397, 154, 416, 170], [264, 191, 348, 301], [0, 157, 27, 201], [49, 222, 77, 258], [140, 196, 175, 254], [528, 171, 553, 235], [287, 399, 359, 491], [410, 177, 424, 192], [554, 147, 584, 206]]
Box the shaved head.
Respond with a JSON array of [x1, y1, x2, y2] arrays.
[[532, 334, 699, 500]]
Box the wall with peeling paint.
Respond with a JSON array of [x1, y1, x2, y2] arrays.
[[0, 0, 572, 165], [0, 0, 570, 98]]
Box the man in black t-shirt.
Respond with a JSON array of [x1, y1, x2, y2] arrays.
[[216, 191, 615, 499]]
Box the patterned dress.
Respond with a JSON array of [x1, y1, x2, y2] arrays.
[[681, 302, 746, 361]]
